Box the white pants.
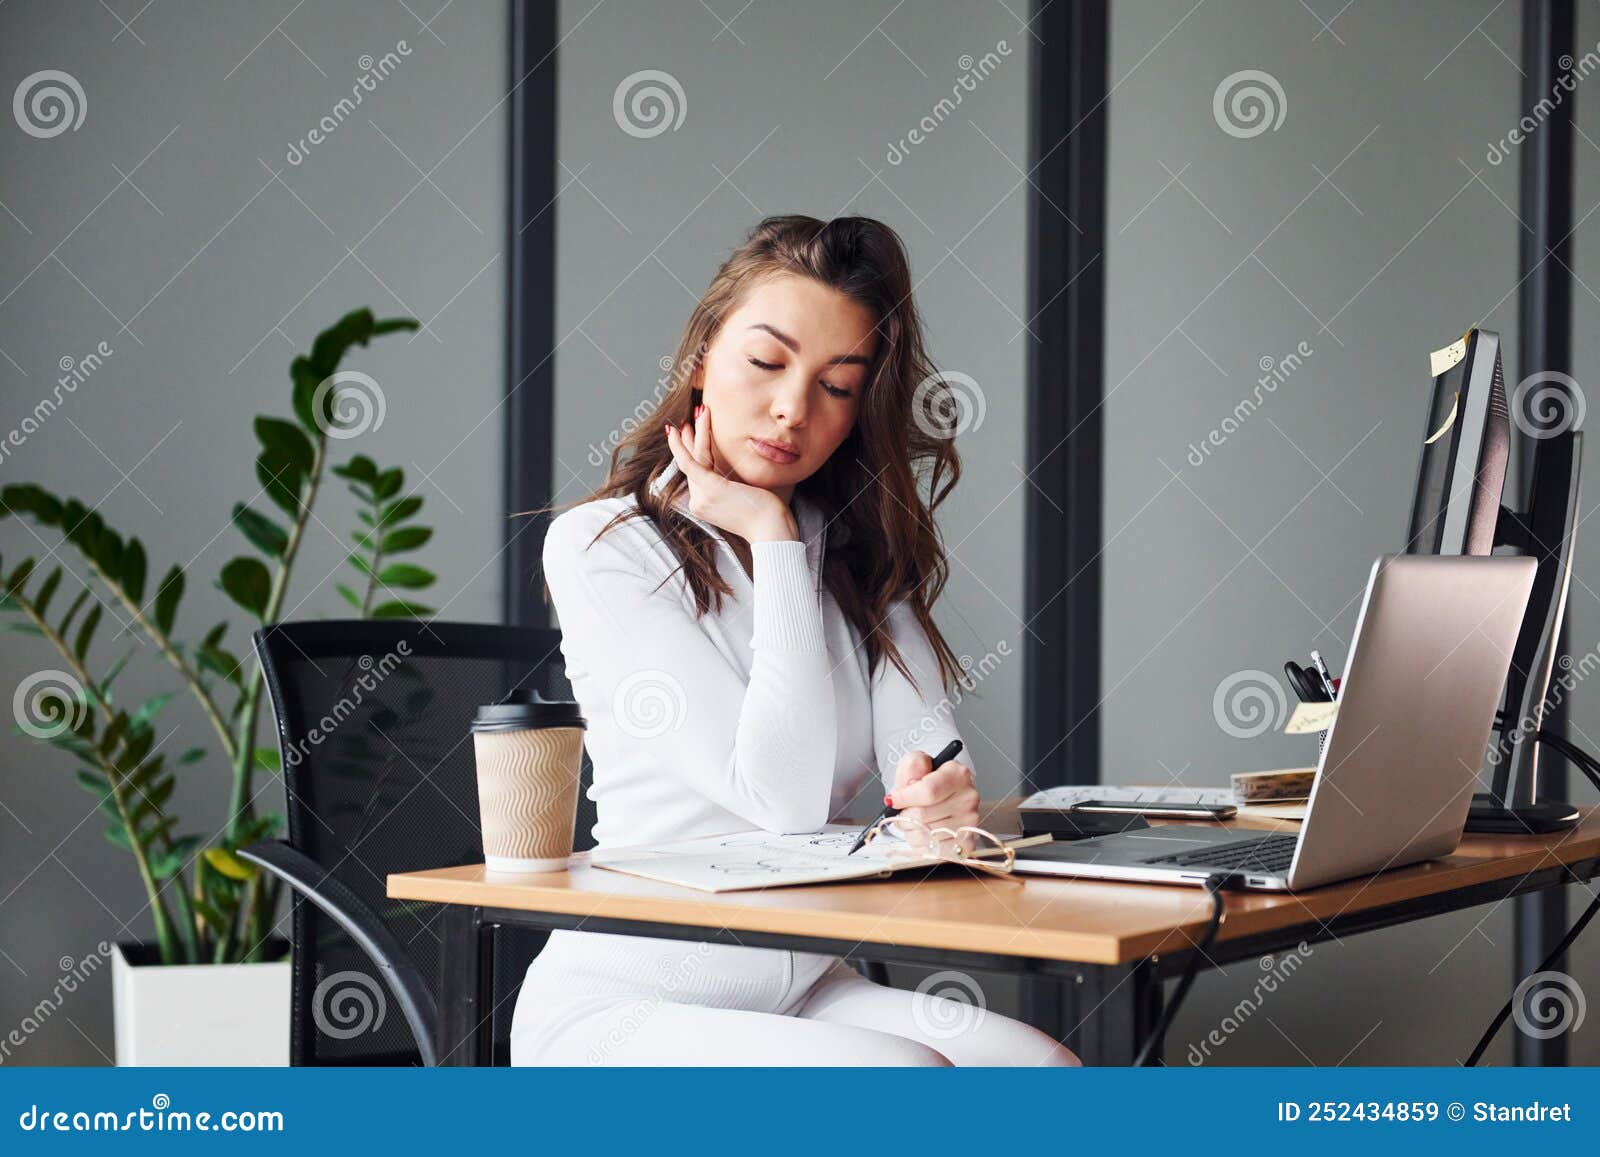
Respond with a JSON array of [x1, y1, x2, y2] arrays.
[[509, 930, 1081, 1066]]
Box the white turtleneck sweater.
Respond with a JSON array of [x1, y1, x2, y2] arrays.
[[540, 464, 965, 851]]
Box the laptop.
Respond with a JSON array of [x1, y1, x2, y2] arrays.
[[1013, 554, 1537, 891]]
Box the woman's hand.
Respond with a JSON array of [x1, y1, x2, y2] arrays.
[[665, 405, 797, 543], [887, 749, 979, 849]]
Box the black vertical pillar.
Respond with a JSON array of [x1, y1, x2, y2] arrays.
[[1021, 0, 1110, 1054], [1023, 0, 1108, 795], [504, 0, 559, 628], [1515, 0, 1575, 1068]]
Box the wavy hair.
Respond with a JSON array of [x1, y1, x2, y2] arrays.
[[552, 214, 966, 697]]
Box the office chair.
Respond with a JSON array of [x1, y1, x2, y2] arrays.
[[241, 619, 593, 1066]]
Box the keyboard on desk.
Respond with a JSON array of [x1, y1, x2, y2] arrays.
[[1140, 832, 1299, 874]]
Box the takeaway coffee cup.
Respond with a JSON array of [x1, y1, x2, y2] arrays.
[[471, 690, 586, 873]]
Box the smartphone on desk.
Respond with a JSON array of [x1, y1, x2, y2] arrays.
[[1068, 800, 1238, 821]]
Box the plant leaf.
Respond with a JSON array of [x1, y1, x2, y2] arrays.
[[380, 496, 423, 526], [203, 847, 256, 882], [370, 599, 434, 620], [121, 539, 147, 604], [254, 416, 315, 474], [148, 835, 201, 880], [32, 567, 62, 617], [153, 565, 183, 635], [218, 557, 271, 620], [335, 583, 363, 610], [255, 449, 304, 516], [197, 644, 245, 685], [381, 526, 432, 553], [73, 602, 102, 663], [57, 586, 90, 636], [231, 504, 288, 558], [377, 563, 434, 590], [334, 454, 379, 484], [130, 690, 174, 731], [373, 469, 403, 501], [5, 556, 36, 592], [104, 821, 133, 852]]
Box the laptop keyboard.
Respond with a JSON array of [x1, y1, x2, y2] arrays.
[[1141, 832, 1298, 875]]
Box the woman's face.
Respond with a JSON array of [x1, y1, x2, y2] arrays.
[[696, 274, 877, 496]]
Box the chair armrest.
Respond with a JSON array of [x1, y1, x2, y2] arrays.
[[240, 840, 440, 1066]]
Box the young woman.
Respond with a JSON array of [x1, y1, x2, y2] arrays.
[[510, 215, 1078, 1067]]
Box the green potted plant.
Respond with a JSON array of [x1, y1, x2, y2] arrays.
[[0, 308, 437, 1065]]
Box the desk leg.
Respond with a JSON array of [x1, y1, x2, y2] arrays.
[[437, 905, 493, 1067], [1021, 962, 1162, 1066]]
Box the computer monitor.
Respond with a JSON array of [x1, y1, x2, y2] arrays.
[[1404, 327, 1582, 833], [1406, 329, 1510, 556]]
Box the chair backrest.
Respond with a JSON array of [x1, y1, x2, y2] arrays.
[[253, 619, 593, 1065]]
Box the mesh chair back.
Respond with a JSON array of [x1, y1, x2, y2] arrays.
[[254, 619, 593, 1065]]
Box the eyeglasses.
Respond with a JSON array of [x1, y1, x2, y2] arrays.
[[857, 815, 1021, 881]]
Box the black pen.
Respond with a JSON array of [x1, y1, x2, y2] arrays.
[[845, 739, 965, 856]]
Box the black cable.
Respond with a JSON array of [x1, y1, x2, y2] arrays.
[[1532, 732, 1600, 794], [1464, 887, 1600, 1066], [1491, 713, 1600, 794], [1133, 873, 1240, 1067]]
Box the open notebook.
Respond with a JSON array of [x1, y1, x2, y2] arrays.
[[588, 824, 1051, 893]]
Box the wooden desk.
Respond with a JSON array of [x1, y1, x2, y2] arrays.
[[388, 806, 1600, 1065]]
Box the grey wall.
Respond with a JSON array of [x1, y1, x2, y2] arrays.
[[0, 0, 505, 1064], [1106, 0, 1597, 1065], [552, 0, 1031, 804]]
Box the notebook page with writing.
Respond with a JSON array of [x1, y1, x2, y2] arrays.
[[591, 824, 1047, 893]]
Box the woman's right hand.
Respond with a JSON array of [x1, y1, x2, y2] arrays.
[[665, 404, 798, 544]]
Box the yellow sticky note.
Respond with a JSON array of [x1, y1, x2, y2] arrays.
[[1285, 700, 1338, 734], [1430, 334, 1469, 378]]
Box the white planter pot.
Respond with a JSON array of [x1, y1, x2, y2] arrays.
[[112, 942, 291, 1066]]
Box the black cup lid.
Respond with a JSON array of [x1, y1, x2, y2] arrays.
[[472, 689, 586, 732]]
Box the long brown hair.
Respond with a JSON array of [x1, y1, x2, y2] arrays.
[[556, 214, 965, 697]]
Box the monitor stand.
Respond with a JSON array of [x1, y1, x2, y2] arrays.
[[1467, 794, 1583, 835], [1466, 428, 1584, 835]]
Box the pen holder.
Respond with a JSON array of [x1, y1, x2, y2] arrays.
[[1316, 728, 1330, 762]]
